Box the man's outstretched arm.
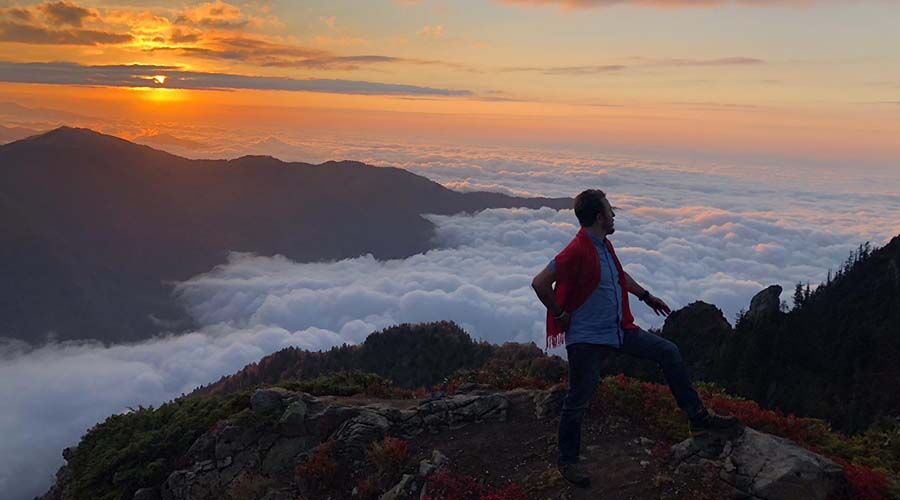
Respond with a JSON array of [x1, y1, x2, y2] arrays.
[[623, 271, 671, 316]]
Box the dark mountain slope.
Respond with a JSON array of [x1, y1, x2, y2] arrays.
[[0, 127, 571, 343], [609, 236, 900, 433]]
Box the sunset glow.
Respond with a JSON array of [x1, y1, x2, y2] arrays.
[[0, 0, 897, 167]]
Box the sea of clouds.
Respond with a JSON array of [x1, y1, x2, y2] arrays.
[[2, 135, 900, 499]]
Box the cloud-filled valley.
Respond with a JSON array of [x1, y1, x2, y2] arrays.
[[2, 135, 899, 499]]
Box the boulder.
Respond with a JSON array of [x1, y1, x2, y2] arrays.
[[418, 449, 450, 478], [277, 400, 309, 435], [250, 387, 292, 416], [746, 285, 783, 322], [330, 410, 391, 460], [379, 474, 417, 500], [671, 427, 844, 500], [533, 385, 566, 419], [261, 436, 315, 477]]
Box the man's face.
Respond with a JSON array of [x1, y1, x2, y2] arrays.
[[597, 198, 615, 234]]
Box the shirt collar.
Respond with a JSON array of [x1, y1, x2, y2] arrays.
[[587, 231, 606, 245]]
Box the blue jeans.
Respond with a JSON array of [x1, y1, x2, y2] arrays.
[[557, 328, 704, 465]]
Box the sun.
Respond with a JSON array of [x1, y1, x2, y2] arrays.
[[152, 75, 167, 86]]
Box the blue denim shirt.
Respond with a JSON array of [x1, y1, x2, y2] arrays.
[[547, 232, 624, 348]]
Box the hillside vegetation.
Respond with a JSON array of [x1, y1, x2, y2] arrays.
[[43, 322, 900, 500], [609, 236, 900, 434]]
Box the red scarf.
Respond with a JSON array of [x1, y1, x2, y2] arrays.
[[546, 227, 639, 349]]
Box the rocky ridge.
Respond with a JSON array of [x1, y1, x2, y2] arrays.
[[42, 383, 845, 500]]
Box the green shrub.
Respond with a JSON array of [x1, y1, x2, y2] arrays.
[[279, 370, 394, 397], [65, 391, 250, 500]]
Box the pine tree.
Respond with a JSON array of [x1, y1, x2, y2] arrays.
[[793, 282, 805, 310]]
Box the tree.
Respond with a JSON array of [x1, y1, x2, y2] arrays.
[[793, 282, 805, 310]]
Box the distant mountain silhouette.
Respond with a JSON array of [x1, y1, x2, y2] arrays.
[[0, 127, 571, 344]]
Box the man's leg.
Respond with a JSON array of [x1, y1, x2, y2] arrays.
[[617, 328, 704, 419], [557, 343, 610, 466]]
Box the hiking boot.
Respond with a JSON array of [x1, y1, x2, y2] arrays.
[[557, 462, 591, 488], [690, 408, 744, 437]]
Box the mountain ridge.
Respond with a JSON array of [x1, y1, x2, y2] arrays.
[[36, 321, 895, 500], [0, 126, 572, 344]]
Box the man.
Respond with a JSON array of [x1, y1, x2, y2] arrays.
[[531, 189, 742, 488]]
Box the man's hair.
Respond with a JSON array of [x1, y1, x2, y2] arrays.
[[574, 189, 608, 227]]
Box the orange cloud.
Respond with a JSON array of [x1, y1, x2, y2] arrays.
[[0, 1, 126, 45], [38, 1, 94, 27], [175, 1, 248, 30], [0, 21, 131, 45]]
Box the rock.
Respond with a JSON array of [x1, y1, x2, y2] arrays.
[[330, 410, 391, 459], [261, 436, 315, 477], [306, 403, 364, 438], [251, 387, 292, 416], [277, 400, 309, 435], [133, 487, 160, 500], [214, 425, 257, 460], [163, 469, 221, 500], [417, 393, 509, 432], [431, 449, 449, 468], [533, 385, 566, 419], [418, 448, 450, 478], [380, 473, 417, 500], [185, 432, 216, 463], [671, 427, 843, 500], [746, 285, 783, 322], [279, 400, 308, 424]]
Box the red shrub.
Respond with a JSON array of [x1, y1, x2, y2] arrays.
[[481, 483, 527, 500], [367, 436, 410, 475], [832, 457, 888, 500], [295, 440, 339, 489]]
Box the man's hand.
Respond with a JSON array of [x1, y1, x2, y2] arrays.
[[644, 294, 671, 316]]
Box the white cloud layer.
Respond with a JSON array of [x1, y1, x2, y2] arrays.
[[2, 134, 900, 500]]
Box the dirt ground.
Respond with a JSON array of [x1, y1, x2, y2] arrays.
[[409, 390, 727, 500]]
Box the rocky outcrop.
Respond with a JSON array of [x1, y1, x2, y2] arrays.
[[746, 285, 783, 323], [41, 385, 847, 500], [157, 387, 510, 500], [670, 427, 844, 500]]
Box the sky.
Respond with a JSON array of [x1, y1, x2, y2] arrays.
[[2, 1, 900, 499], [0, 0, 899, 166]]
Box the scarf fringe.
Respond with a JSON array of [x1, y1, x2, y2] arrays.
[[546, 332, 565, 350]]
